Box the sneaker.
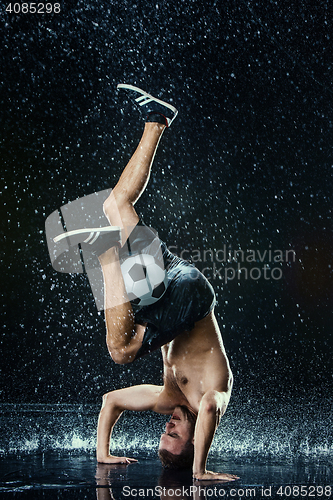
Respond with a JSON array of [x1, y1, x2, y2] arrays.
[[117, 83, 178, 127], [53, 226, 121, 256]]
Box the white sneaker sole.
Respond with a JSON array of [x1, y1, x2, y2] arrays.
[[117, 83, 178, 125]]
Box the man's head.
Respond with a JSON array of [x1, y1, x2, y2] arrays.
[[158, 405, 197, 470]]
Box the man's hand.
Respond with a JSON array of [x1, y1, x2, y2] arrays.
[[193, 470, 239, 481], [97, 454, 138, 465]]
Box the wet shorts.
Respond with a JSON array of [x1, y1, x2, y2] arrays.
[[121, 220, 216, 360]]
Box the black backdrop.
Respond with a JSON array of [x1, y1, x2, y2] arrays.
[[1, 0, 332, 405]]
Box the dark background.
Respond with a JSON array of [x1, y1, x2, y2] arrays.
[[1, 0, 332, 405]]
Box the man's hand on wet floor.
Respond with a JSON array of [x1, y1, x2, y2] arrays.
[[193, 470, 240, 482]]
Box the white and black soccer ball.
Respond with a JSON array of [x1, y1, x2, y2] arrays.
[[121, 253, 168, 306]]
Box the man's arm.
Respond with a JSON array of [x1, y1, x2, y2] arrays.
[[96, 384, 163, 463], [192, 390, 239, 481]]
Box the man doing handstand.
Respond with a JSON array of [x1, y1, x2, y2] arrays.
[[52, 84, 237, 481]]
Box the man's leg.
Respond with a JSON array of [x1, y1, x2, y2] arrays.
[[103, 122, 165, 239], [99, 122, 166, 364]]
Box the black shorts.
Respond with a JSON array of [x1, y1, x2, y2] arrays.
[[120, 220, 216, 361]]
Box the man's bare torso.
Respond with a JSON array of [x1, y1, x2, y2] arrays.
[[158, 311, 233, 414]]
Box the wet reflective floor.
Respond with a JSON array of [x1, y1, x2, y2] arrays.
[[1, 401, 332, 498], [1, 452, 332, 499]]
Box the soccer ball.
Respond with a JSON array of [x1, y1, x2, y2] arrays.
[[121, 253, 168, 306]]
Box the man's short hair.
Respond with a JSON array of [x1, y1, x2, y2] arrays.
[[158, 405, 197, 470], [158, 440, 194, 470]]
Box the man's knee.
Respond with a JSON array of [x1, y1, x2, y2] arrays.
[[108, 346, 136, 365]]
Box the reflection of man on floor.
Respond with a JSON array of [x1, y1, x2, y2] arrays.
[[54, 85, 237, 481], [96, 463, 209, 500]]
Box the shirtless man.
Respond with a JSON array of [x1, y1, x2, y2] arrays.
[[53, 85, 236, 481]]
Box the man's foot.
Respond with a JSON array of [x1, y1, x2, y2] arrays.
[[117, 83, 178, 127], [53, 226, 121, 256]]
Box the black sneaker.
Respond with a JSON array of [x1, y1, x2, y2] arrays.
[[117, 83, 178, 127], [53, 226, 121, 256]]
